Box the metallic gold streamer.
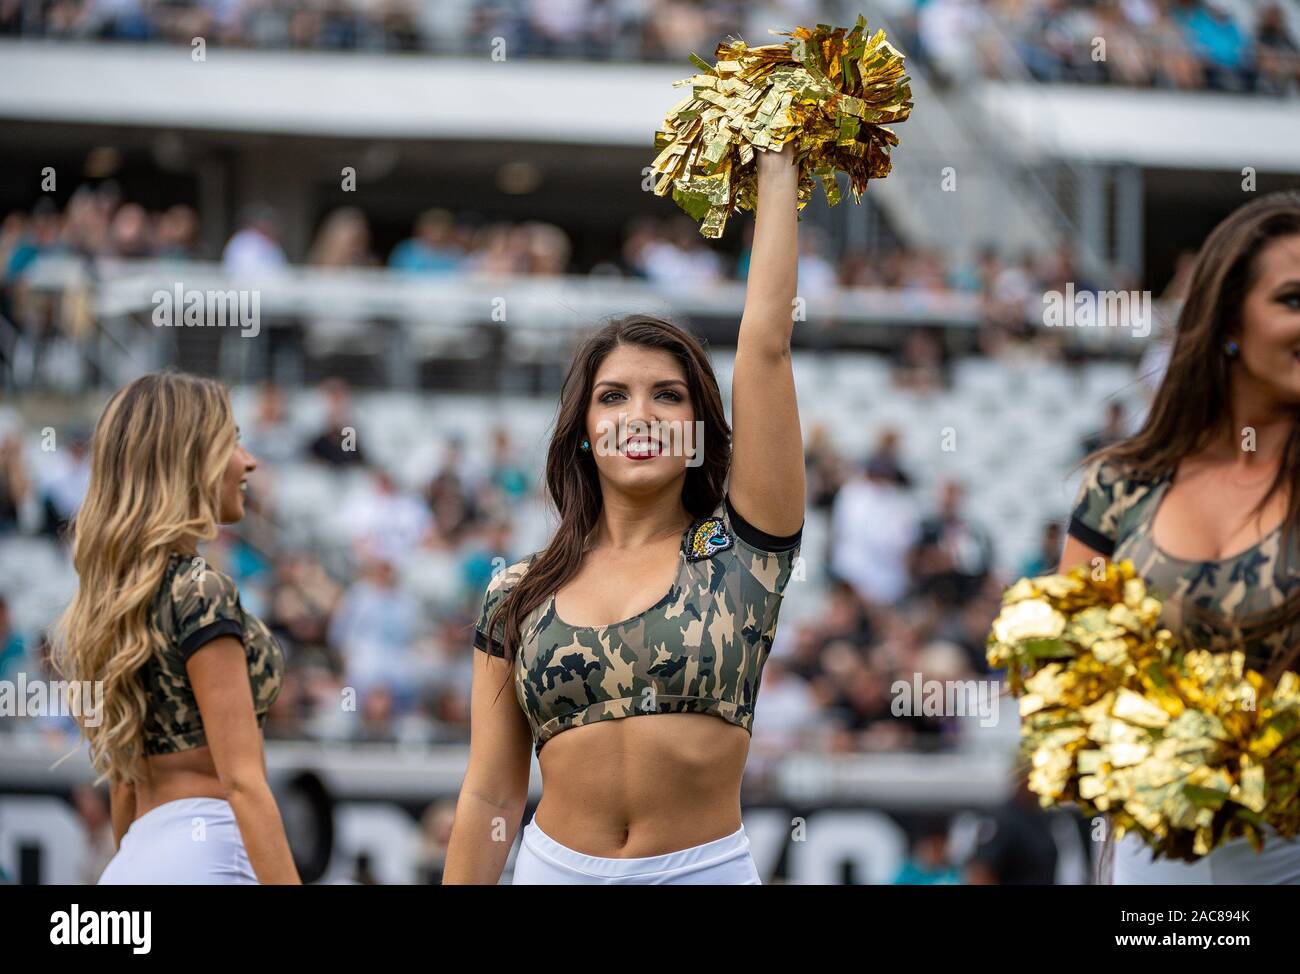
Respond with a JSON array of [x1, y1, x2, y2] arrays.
[[651, 15, 913, 237], [987, 560, 1300, 861]]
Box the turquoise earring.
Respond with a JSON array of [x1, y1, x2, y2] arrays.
[[1224, 339, 1240, 358], [580, 438, 590, 452]]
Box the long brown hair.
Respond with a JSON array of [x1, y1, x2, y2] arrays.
[[51, 371, 237, 785], [1095, 190, 1300, 678], [484, 315, 730, 666], [1099, 191, 1300, 519]]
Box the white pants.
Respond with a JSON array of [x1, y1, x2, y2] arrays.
[[512, 817, 761, 885], [1110, 827, 1300, 884], [98, 797, 258, 885]]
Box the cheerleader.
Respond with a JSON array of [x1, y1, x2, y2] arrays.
[[444, 143, 805, 884], [1061, 190, 1300, 883], [53, 371, 300, 884]]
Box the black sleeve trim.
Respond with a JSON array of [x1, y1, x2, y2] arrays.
[[1066, 516, 1115, 558], [180, 619, 244, 661], [725, 493, 802, 553], [473, 628, 506, 658]]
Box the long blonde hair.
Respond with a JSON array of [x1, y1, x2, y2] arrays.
[[51, 371, 237, 785]]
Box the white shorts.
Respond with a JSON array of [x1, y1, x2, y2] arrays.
[[98, 797, 258, 885], [1110, 827, 1300, 884], [511, 816, 761, 885]]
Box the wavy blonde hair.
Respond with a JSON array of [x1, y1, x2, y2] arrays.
[[51, 371, 237, 785]]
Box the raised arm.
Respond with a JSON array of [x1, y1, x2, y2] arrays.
[[727, 143, 806, 536]]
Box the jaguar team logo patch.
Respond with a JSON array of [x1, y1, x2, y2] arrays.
[[683, 516, 733, 562]]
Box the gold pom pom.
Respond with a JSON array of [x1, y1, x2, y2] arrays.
[[987, 559, 1300, 862], [650, 15, 913, 238]]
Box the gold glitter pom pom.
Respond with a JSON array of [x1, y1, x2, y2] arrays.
[[988, 560, 1300, 862], [650, 14, 913, 238]]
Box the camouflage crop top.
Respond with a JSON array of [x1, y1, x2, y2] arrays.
[[1068, 458, 1300, 680], [141, 553, 285, 754], [474, 495, 802, 755]]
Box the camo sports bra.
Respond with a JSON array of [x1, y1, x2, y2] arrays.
[[141, 553, 285, 754], [1068, 457, 1300, 680], [474, 494, 802, 755]]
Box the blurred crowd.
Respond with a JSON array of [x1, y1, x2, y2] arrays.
[[6, 0, 1298, 95], [2, 0, 818, 57], [0, 369, 1140, 760], [3, 185, 1160, 375], [907, 0, 1300, 94]]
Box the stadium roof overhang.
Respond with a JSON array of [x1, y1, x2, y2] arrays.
[[0, 40, 682, 145], [6, 41, 1297, 176], [980, 82, 1300, 175]]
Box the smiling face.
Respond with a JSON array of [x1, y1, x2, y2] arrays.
[[585, 343, 698, 497], [1231, 233, 1300, 404], [217, 436, 257, 523]]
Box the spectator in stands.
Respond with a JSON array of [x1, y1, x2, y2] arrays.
[[424, 436, 479, 545], [458, 517, 514, 605], [107, 202, 153, 258], [965, 776, 1061, 884], [308, 207, 377, 267], [269, 552, 342, 669], [156, 204, 201, 259], [893, 817, 962, 884], [1176, 0, 1256, 91], [1256, 4, 1300, 95], [1081, 399, 1129, 456], [223, 202, 287, 277], [830, 456, 920, 606], [307, 377, 368, 466], [487, 425, 531, 501], [421, 617, 474, 724], [795, 225, 840, 295], [804, 422, 848, 511], [910, 479, 994, 607], [37, 427, 91, 539], [1020, 520, 1063, 578], [0, 432, 32, 533], [243, 382, 301, 467], [918, 0, 984, 87], [343, 468, 434, 566], [329, 556, 420, 707], [635, 216, 724, 286], [4, 198, 62, 282], [891, 326, 949, 394], [749, 656, 825, 755], [71, 784, 117, 885], [388, 209, 465, 274], [522, 221, 572, 275], [0, 595, 26, 683], [866, 427, 913, 488]]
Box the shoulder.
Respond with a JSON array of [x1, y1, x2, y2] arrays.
[[1068, 456, 1160, 554], [481, 554, 537, 605], [161, 556, 245, 660], [686, 495, 802, 595], [474, 553, 538, 648]]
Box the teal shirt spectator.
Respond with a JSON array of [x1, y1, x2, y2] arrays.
[[893, 859, 961, 884], [0, 630, 27, 683], [388, 239, 464, 274], [1179, 7, 1252, 69]]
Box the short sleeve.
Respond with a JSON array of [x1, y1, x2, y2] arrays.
[[169, 561, 245, 662], [722, 494, 802, 596], [1067, 458, 1129, 557], [473, 557, 533, 657]]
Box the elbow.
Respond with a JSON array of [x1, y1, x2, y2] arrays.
[[219, 768, 271, 802], [736, 326, 793, 362]]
